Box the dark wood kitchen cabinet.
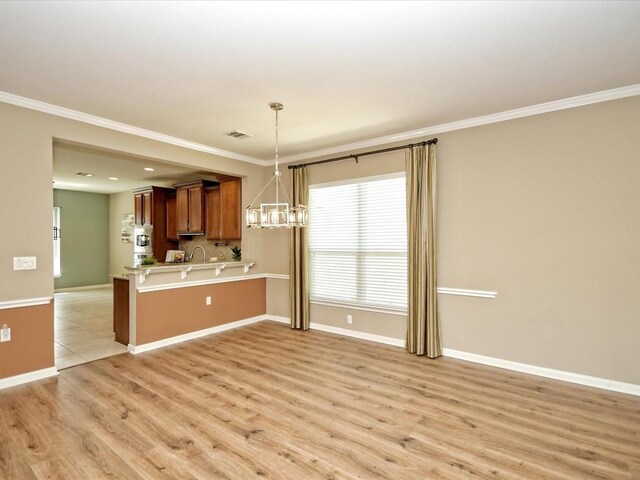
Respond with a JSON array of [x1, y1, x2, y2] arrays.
[[220, 176, 242, 240], [206, 187, 221, 240], [206, 176, 242, 241], [165, 191, 178, 241], [132, 186, 178, 261], [134, 191, 152, 225], [175, 180, 216, 235], [112, 276, 129, 345]]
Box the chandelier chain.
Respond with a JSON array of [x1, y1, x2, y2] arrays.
[[274, 106, 279, 174]]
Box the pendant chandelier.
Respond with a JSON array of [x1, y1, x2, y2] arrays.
[[246, 103, 308, 229]]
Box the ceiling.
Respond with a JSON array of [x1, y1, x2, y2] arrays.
[[53, 142, 219, 194], [1, 1, 640, 163]]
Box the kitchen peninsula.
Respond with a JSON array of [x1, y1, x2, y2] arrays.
[[114, 260, 265, 354]]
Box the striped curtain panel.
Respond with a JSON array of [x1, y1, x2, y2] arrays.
[[406, 144, 442, 358], [290, 167, 310, 330]]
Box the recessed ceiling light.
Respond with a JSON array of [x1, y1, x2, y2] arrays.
[[76, 172, 95, 177], [109, 177, 119, 181], [144, 167, 155, 172]]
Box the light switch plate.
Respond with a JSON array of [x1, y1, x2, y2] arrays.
[[13, 257, 37, 270]]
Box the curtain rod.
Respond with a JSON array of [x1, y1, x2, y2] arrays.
[[287, 138, 437, 170]]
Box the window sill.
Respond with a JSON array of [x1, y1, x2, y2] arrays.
[[310, 299, 407, 317]]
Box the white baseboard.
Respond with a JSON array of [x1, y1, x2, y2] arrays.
[[128, 315, 269, 354], [265, 315, 640, 397], [0, 367, 58, 390], [266, 314, 405, 346], [443, 348, 640, 397], [54, 284, 111, 293], [265, 315, 290, 324], [6, 312, 631, 397], [309, 321, 406, 348]]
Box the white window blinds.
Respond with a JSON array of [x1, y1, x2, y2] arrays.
[[308, 174, 407, 312]]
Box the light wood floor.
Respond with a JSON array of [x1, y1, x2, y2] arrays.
[[1, 321, 639, 479]]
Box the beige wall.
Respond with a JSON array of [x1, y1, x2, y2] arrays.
[[266, 96, 640, 385], [437, 97, 640, 385], [266, 277, 289, 318], [109, 191, 134, 276], [3, 95, 640, 385]]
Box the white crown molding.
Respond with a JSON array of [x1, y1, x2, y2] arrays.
[[0, 297, 53, 310], [443, 348, 640, 397], [3, 84, 639, 169], [278, 83, 640, 165], [0, 90, 267, 166], [0, 367, 58, 390]]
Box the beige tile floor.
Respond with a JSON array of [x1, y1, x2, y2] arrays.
[[54, 286, 127, 369]]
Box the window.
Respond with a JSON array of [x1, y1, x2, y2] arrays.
[[53, 207, 61, 278], [308, 174, 407, 312]]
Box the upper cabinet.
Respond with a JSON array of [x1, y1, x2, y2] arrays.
[[165, 191, 178, 241], [206, 187, 221, 240], [132, 186, 178, 261], [220, 177, 242, 240], [134, 190, 153, 226], [207, 176, 242, 241], [175, 180, 216, 235]]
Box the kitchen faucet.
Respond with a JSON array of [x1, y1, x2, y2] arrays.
[[187, 245, 207, 263]]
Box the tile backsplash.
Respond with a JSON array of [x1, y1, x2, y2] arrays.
[[179, 236, 241, 262]]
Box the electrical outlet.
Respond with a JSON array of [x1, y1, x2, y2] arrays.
[[347, 315, 353, 324], [1, 324, 10, 342], [13, 256, 37, 270], [205, 296, 212, 305]]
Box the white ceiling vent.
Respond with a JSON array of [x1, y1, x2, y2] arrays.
[[224, 130, 253, 140]]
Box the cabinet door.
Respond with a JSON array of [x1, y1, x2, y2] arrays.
[[206, 188, 221, 240], [166, 193, 178, 241], [113, 278, 129, 345], [220, 178, 241, 240], [134, 193, 144, 225], [176, 187, 189, 233], [142, 191, 152, 225], [188, 185, 204, 233]]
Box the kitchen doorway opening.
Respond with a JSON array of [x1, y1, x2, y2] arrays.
[[54, 285, 127, 369], [52, 140, 222, 369]]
